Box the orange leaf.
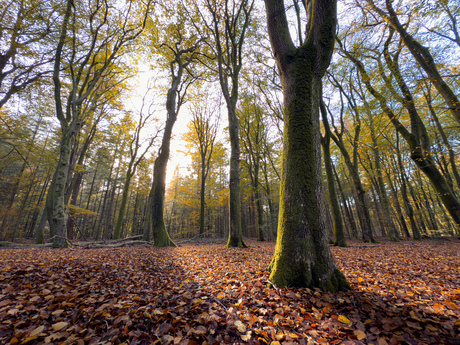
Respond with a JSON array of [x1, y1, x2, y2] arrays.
[[338, 315, 351, 324]]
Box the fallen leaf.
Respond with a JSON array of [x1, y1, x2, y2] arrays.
[[52, 322, 68, 331], [338, 315, 351, 324], [354, 329, 366, 340], [234, 320, 247, 333]]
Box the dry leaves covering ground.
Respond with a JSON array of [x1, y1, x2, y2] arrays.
[[0, 239, 459, 345]]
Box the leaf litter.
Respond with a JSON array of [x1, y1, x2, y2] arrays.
[[0, 239, 459, 344]]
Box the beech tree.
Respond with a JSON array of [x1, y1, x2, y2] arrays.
[[338, 29, 460, 230], [320, 96, 347, 247], [144, 2, 204, 247], [263, 0, 350, 290], [197, 0, 256, 248], [48, 0, 152, 247]]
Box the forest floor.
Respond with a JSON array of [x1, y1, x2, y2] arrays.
[[0, 238, 459, 345]]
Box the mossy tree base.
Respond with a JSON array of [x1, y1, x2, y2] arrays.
[[226, 235, 247, 248], [153, 224, 176, 247], [269, 238, 350, 292]]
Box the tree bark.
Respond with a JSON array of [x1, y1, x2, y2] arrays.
[[264, 0, 349, 291]]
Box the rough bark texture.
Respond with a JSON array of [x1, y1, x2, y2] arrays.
[[264, 0, 349, 291]]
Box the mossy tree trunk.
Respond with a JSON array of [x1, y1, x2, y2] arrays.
[[49, 132, 73, 248], [150, 149, 176, 247], [264, 0, 350, 291]]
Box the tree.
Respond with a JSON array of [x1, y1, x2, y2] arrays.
[[239, 92, 269, 241], [48, 0, 152, 247], [363, 0, 460, 125], [198, 0, 256, 248], [182, 92, 220, 237], [325, 73, 376, 243], [320, 97, 347, 247], [339, 29, 460, 230], [144, 2, 204, 246], [263, 0, 350, 290]]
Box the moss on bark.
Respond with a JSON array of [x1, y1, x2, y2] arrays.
[[226, 234, 247, 248], [264, 0, 350, 292]]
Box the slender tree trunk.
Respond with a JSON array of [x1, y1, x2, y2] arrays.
[[113, 169, 133, 239], [393, 144, 421, 240], [333, 164, 358, 238], [199, 168, 206, 236], [386, 171, 410, 238], [342, 38, 460, 232], [48, 132, 73, 248], [365, 0, 460, 124], [320, 99, 346, 247], [332, 137, 375, 242], [66, 169, 84, 240], [149, 110, 177, 247], [254, 177, 264, 241], [226, 103, 246, 247], [366, 108, 399, 241], [80, 162, 98, 236]]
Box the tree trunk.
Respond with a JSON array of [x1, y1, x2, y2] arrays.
[[333, 164, 358, 238], [365, 107, 399, 241], [320, 99, 346, 247], [264, 0, 349, 291], [49, 133, 72, 248], [66, 169, 84, 240], [149, 102, 177, 247], [226, 104, 246, 247], [113, 168, 133, 240], [386, 171, 411, 238], [150, 152, 176, 246]]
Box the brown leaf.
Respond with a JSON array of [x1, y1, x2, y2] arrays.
[[52, 322, 68, 331]]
